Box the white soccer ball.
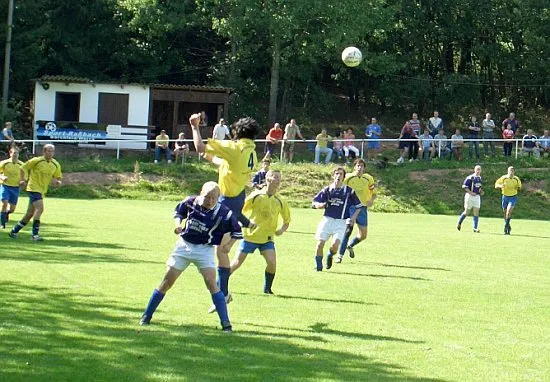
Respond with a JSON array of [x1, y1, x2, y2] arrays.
[[341, 47, 363, 67]]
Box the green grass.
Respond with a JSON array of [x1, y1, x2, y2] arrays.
[[1, 199, 549, 381]]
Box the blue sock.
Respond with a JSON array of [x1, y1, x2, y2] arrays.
[[217, 267, 231, 296], [1, 212, 6, 226], [32, 220, 41, 236], [473, 216, 479, 229], [505, 218, 511, 225], [315, 255, 323, 270], [339, 226, 353, 255], [11, 221, 26, 234], [212, 291, 230, 324], [349, 237, 361, 248], [264, 272, 275, 292], [458, 213, 466, 225], [143, 289, 165, 319]]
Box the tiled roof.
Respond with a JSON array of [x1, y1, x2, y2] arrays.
[[35, 75, 230, 92]]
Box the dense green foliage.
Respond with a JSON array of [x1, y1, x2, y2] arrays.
[[2, 1, 550, 127]]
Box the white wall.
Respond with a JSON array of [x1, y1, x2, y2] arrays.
[[33, 82, 150, 125]]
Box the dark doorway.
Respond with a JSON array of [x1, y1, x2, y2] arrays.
[[151, 100, 174, 147], [55, 92, 80, 122]]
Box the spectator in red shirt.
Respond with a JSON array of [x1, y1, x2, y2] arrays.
[[502, 112, 521, 135], [502, 124, 515, 157], [263, 123, 284, 161]]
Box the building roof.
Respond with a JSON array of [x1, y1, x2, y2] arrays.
[[35, 75, 230, 93]]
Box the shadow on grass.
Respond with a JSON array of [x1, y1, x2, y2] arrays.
[[330, 271, 432, 281], [0, 282, 446, 381], [236, 291, 374, 306], [481, 232, 550, 239], [369, 262, 451, 272]]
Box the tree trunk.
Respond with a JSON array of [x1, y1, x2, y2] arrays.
[[268, 40, 281, 127]]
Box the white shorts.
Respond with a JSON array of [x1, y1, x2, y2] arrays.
[[165, 237, 216, 271], [315, 216, 347, 243], [464, 193, 481, 210]]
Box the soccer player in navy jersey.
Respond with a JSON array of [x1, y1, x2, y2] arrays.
[[252, 159, 270, 189], [312, 167, 362, 271], [457, 165, 484, 233], [139, 182, 242, 332]]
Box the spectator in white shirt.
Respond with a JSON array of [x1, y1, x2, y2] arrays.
[[212, 118, 231, 140]]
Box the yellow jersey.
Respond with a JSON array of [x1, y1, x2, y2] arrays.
[[242, 189, 291, 244], [23, 156, 62, 195], [0, 159, 25, 187], [206, 138, 257, 197], [344, 172, 376, 205], [495, 175, 521, 196]]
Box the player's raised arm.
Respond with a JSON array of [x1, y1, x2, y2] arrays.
[[189, 113, 206, 153]]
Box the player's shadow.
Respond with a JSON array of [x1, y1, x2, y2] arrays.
[[329, 270, 432, 281], [368, 262, 451, 272], [236, 291, 373, 306], [285, 229, 315, 236], [1, 282, 446, 382], [483, 232, 550, 239]]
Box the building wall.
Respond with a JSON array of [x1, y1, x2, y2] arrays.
[[33, 82, 150, 125]]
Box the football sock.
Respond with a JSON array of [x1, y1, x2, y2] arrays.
[[11, 221, 26, 234], [32, 220, 41, 236], [218, 267, 231, 296], [264, 271, 275, 292], [339, 225, 354, 255], [473, 216, 479, 229], [505, 217, 511, 226], [212, 291, 230, 324], [349, 237, 362, 248], [458, 213, 466, 225], [1, 212, 6, 226], [315, 255, 323, 270], [143, 289, 165, 319]]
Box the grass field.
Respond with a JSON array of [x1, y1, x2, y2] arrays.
[[1, 199, 549, 381]]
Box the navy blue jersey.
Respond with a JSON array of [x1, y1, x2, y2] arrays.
[[463, 174, 482, 195], [174, 196, 242, 245], [252, 170, 267, 187], [313, 185, 363, 219]]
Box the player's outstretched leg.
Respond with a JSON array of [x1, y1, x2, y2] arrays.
[[202, 267, 232, 332], [140, 267, 181, 325], [457, 212, 466, 231]]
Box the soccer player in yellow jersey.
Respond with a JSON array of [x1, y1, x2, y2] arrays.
[[495, 166, 522, 235], [0, 146, 25, 229], [189, 113, 259, 304], [336, 158, 376, 263], [9, 144, 62, 241], [230, 170, 290, 294]]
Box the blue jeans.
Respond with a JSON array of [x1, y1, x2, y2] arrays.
[[469, 137, 480, 159], [314, 146, 332, 164], [155, 147, 172, 161], [483, 132, 496, 156]]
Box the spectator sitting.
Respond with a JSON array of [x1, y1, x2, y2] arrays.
[[213, 118, 231, 140], [155, 129, 172, 164], [433, 128, 450, 158], [539, 129, 550, 157], [419, 129, 435, 160], [451, 129, 464, 161], [174, 132, 190, 162], [332, 131, 345, 162], [343, 128, 360, 163], [314, 128, 333, 164], [521, 129, 541, 158], [2, 121, 14, 142], [252, 159, 270, 189]]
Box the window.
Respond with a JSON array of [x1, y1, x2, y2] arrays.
[[98, 93, 129, 125], [55, 92, 80, 122]]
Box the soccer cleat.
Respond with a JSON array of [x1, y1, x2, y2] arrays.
[[456, 223, 461, 231], [335, 256, 343, 264], [315, 267, 322, 272], [347, 245, 355, 258], [504, 224, 510, 235], [221, 321, 233, 332], [139, 315, 151, 326], [263, 289, 274, 295], [8, 232, 17, 239], [208, 293, 233, 314], [326, 254, 333, 270], [473, 228, 480, 233], [31, 235, 43, 241]]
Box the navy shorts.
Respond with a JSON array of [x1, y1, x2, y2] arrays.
[[237, 240, 275, 254], [219, 190, 249, 226], [0, 184, 20, 204], [28, 191, 44, 203]]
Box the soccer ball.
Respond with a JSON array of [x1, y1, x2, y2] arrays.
[[341, 47, 363, 67]]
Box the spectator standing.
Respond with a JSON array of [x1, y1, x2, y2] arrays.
[[482, 113, 497, 157], [451, 129, 464, 161], [468, 116, 481, 160], [397, 121, 413, 164], [365, 117, 382, 160], [502, 124, 515, 157], [283, 119, 305, 163], [502, 112, 521, 135], [428, 111, 443, 137], [263, 123, 283, 161], [212, 118, 231, 140], [408, 113, 421, 161], [521, 129, 541, 158]]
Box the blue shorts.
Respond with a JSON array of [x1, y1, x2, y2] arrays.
[[28, 191, 44, 203], [349, 205, 368, 227], [237, 240, 275, 254], [502, 195, 518, 209], [220, 190, 248, 226], [368, 140, 381, 150], [0, 184, 20, 204]]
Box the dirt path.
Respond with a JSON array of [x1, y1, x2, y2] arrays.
[[62, 172, 166, 185]]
